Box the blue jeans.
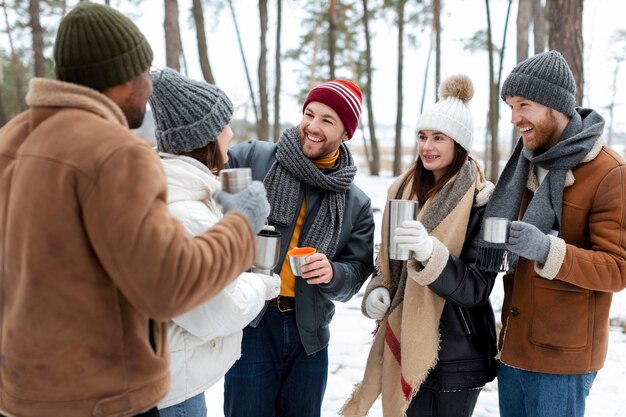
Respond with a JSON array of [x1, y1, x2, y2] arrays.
[[224, 307, 328, 417], [498, 362, 596, 417], [159, 392, 206, 417]]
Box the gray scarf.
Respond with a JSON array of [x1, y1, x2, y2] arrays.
[[263, 126, 357, 259], [477, 108, 605, 272]]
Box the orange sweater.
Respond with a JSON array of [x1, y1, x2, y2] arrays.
[[279, 151, 339, 296]]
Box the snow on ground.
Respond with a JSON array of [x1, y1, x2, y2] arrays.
[[205, 173, 626, 416]]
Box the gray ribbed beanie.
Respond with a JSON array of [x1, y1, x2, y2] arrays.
[[149, 68, 234, 153], [500, 50, 577, 117]]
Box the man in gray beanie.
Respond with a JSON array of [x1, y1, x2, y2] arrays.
[[478, 50, 626, 417], [0, 3, 268, 417]]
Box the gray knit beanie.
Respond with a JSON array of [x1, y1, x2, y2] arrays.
[[149, 68, 234, 154], [54, 1, 153, 91], [500, 50, 577, 117]]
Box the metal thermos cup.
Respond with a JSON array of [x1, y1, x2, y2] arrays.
[[220, 168, 252, 194], [252, 229, 281, 275], [388, 199, 419, 261], [482, 217, 511, 244]]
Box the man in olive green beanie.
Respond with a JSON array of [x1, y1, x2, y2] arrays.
[[0, 2, 270, 417]]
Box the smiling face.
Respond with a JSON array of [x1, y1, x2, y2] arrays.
[[505, 96, 570, 152], [298, 101, 348, 160], [417, 130, 456, 182]]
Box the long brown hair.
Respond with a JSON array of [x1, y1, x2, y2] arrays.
[[401, 141, 468, 204], [181, 142, 225, 175]]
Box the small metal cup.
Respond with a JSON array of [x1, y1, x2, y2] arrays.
[[388, 199, 419, 260], [287, 247, 317, 276], [482, 217, 511, 244], [220, 168, 252, 194], [252, 229, 281, 275]]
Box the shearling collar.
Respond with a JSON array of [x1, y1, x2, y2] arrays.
[[25, 78, 127, 127], [526, 136, 606, 192]]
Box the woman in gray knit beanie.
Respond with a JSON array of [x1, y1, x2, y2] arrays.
[[148, 69, 280, 417]]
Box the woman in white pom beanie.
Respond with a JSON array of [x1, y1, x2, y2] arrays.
[[341, 75, 498, 417]]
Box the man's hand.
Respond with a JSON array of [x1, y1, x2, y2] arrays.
[[300, 252, 334, 285], [506, 221, 550, 264]]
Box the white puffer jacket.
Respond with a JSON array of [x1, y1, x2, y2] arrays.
[[157, 154, 269, 409]]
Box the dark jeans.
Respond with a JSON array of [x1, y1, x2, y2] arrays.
[[224, 306, 328, 417], [405, 385, 481, 417]]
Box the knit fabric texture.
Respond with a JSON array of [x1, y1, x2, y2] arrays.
[[149, 68, 234, 154], [416, 74, 475, 153], [54, 1, 153, 91], [302, 80, 363, 138], [500, 50, 577, 117], [263, 126, 356, 259]]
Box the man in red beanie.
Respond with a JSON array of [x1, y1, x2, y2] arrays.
[[0, 2, 269, 417], [223, 80, 375, 417]]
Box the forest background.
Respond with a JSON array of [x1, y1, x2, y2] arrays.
[[1, 0, 625, 182]]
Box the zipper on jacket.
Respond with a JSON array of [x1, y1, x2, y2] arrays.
[[456, 306, 472, 336]]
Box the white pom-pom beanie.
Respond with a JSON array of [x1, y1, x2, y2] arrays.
[[416, 74, 475, 153]]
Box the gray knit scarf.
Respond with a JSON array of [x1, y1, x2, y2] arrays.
[[477, 108, 605, 272], [263, 126, 357, 259]]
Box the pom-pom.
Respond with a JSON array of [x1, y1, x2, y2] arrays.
[[438, 74, 474, 103]]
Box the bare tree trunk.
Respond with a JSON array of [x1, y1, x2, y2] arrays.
[[192, 0, 215, 83], [513, 0, 531, 152], [393, 0, 405, 177], [532, 0, 546, 54], [432, 0, 441, 101], [548, 0, 584, 105], [257, 0, 269, 140], [413, 35, 433, 160], [309, 21, 320, 87], [328, 0, 337, 80], [273, 0, 282, 142], [606, 59, 622, 145], [164, 0, 181, 71], [29, 0, 45, 77], [227, 0, 259, 129], [361, 0, 379, 175], [517, 0, 531, 63], [485, 0, 498, 181], [2, 3, 26, 111], [0, 54, 7, 126]]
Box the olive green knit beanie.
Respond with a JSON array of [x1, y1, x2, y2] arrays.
[[54, 1, 153, 91]]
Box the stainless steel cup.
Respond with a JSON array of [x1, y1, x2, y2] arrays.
[[388, 199, 419, 260], [482, 217, 511, 243], [288, 247, 317, 276], [220, 168, 252, 194], [252, 229, 281, 275]]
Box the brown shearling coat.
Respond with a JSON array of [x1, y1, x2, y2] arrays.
[[500, 139, 626, 374], [0, 79, 254, 417]]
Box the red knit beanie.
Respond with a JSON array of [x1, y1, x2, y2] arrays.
[[302, 80, 363, 138]]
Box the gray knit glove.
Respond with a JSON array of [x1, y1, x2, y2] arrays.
[[214, 181, 271, 234], [506, 221, 550, 265]]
